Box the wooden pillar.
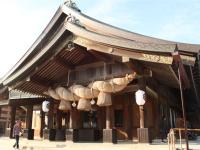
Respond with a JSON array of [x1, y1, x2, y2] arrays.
[[56, 109, 62, 129], [69, 109, 73, 129], [48, 101, 54, 129], [0, 107, 1, 118], [10, 106, 16, 138], [69, 108, 80, 129], [5, 107, 10, 129], [125, 97, 132, 139], [26, 105, 33, 129], [66, 109, 75, 141], [128, 96, 133, 140], [97, 108, 102, 129], [155, 95, 161, 138], [40, 109, 45, 138], [139, 105, 144, 128], [106, 106, 111, 129], [178, 64, 189, 150], [65, 112, 69, 129], [137, 77, 149, 143], [103, 105, 116, 143]]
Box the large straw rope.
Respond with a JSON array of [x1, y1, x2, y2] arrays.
[[45, 73, 136, 108], [58, 99, 71, 111], [77, 98, 91, 111], [47, 88, 60, 100]]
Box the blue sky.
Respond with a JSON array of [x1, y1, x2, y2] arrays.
[[0, 0, 200, 78]]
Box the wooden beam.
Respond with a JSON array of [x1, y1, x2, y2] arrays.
[[169, 66, 179, 84], [53, 56, 74, 70], [10, 40, 76, 93], [3, 26, 68, 85], [0, 100, 9, 106], [122, 56, 130, 63], [30, 76, 52, 88], [75, 61, 114, 71], [10, 76, 49, 95], [123, 59, 152, 77], [146, 78, 180, 109], [9, 80, 25, 91], [180, 55, 196, 66], [73, 36, 173, 64], [8, 98, 50, 106], [172, 52, 190, 89], [88, 50, 111, 62], [113, 84, 139, 95]]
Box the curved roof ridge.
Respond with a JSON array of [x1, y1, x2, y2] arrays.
[[61, 5, 200, 53], [64, 21, 176, 53]]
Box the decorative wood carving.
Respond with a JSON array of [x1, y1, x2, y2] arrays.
[[73, 36, 173, 64]]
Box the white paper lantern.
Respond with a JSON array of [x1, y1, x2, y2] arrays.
[[72, 102, 77, 107], [90, 99, 95, 105], [42, 101, 50, 112], [135, 90, 146, 106]]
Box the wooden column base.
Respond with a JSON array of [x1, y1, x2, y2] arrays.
[[43, 129, 56, 141], [55, 129, 66, 141], [137, 128, 149, 143], [23, 129, 34, 140], [66, 129, 73, 141], [66, 129, 79, 142], [103, 129, 117, 143], [5, 128, 13, 138]]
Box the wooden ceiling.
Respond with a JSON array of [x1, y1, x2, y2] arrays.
[[11, 44, 113, 96]]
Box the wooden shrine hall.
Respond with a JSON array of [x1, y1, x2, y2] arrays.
[[0, 1, 200, 143]]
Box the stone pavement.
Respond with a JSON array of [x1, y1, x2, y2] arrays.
[[0, 137, 199, 150]]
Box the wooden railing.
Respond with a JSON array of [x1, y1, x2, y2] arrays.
[[168, 128, 200, 150]]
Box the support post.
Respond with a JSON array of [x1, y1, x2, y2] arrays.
[[66, 108, 77, 141], [9, 106, 16, 138], [103, 106, 117, 143], [69, 109, 74, 129], [189, 66, 200, 106], [26, 105, 33, 129], [43, 100, 55, 141], [48, 101, 54, 129], [55, 109, 66, 141], [178, 64, 189, 150], [136, 79, 150, 143], [40, 109, 44, 138], [139, 105, 144, 128], [106, 106, 111, 129], [23, 105, 34, 140], [56, 109, 62, 129], [137, 104, 149, 143]]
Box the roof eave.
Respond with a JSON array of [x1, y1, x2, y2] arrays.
[[1, 6, 65, 83]]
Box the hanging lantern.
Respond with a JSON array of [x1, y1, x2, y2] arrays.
[[72, 101, 76, 107], [90, 99, 95, 105], [42, 101, 50, 112], [135, 90, 146, 106]]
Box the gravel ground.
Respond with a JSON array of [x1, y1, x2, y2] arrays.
[[0, 137, 199, 150]]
